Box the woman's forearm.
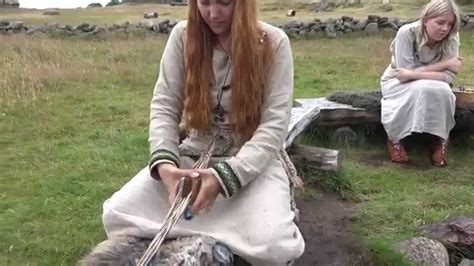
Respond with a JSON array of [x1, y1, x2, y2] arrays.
[[411, 71, 447, 82], [414, 60, 448, 73]]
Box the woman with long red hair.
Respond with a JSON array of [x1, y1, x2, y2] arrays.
[[95, 0, 305, 264]]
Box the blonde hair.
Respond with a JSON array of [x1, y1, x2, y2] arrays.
[[416, 0, 461, 55], [183, 0, 274, 140]]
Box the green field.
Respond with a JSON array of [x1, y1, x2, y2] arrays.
[[1, 2, 474, 265]]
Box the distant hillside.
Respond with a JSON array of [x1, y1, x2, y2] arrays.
[[1, 0, 19, 7]]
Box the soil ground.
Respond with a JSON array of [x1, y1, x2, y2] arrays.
[[294, 189, 370, 266]]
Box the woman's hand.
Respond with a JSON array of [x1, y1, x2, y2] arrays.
[[444, 56, 463, 74], [158, 163, 199, 205], [190, 169, 223, 214], [395, 68, 415, 82]]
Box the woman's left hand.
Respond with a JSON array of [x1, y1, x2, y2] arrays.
[[395, 68, 414, 82], [190, 169, 223, 214]]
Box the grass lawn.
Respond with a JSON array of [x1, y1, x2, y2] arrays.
[[1, 3, 474, 265]]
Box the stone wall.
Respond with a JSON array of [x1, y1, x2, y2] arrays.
[[0, 20, 178, 36], [1, 14, 473, 37], [280, 13, 474, 38]]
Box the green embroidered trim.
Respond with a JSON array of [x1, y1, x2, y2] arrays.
[[212, 162, 241, 197], [149, 149, 180, 168]]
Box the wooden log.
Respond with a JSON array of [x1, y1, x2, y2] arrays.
[[316, 108, 380, 126], [289, 144, 342, 172]]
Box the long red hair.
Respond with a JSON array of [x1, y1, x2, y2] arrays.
[[184, 0, 274, 140]]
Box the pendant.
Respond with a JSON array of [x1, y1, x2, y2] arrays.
[[213, 105, 225, 123]]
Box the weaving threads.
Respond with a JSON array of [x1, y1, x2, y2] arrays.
[[137, 131, 225, 265]]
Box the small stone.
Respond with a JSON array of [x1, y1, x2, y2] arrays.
[[118, 21, 130, 29], [183, 207, 193, 220], [364, 22, 379, 33], [75, 23, 89, 31], [82, 25, 96, 33], [324, 21, 337, 38], [341, 16, 353, 22], [144, 11, 159, 19], [367, 15, 381, 22], [286, 9, 296, 17], [354, 20, 368, 31]]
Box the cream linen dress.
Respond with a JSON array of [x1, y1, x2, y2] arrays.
[[101, 21, 305, 265], [380, 21, 459, 142]]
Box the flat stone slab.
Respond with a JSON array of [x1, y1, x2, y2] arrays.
[[287, 97, 368, 147]]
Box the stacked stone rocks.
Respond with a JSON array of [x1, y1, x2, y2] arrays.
[[1, 14, 473, 37]]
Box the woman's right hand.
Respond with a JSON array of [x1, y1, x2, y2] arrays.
[[444, 56, 463, 74], [395, 68, 415, 82], [158, 163, 199, 205]]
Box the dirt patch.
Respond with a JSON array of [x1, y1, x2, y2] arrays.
[[360, 152, 433, 170], [294, 190, 370, 266]]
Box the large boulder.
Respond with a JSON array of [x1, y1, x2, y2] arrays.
[[364, 22, 379, 33], [157, 20, 173, 34], [75, 23, 90, 31], [141, 20, 154, 30], [398, 237, 449, 266], [367, 15, 381, 23], [354, 19, 368, 31], [341, 16, 354, 23], [324, 20, 337, 38], [82, 24, 97, 33], [8, 21, 24, 30], [420, 216, 474, 263], [420, 217, 474, 247]]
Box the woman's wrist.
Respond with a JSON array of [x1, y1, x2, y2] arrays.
[[158, 163, 175, 175], [436, 60, 449, 72], [409, 69, 419, 80]]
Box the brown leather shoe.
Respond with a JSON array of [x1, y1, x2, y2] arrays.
[[387, 139, 409, 163], [432, 138, 449, 167]]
